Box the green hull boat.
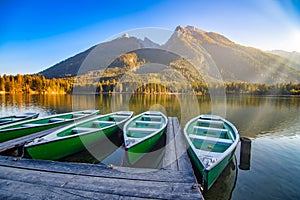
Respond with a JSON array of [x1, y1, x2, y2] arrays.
[[0, 110, 99, 143], [184, 114, 239, 190], [0, 112, 39, 126], [123, 111, 168, 164], [25, 111, 133, 160]]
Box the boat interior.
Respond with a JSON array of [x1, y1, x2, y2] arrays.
[[19, 112, 94, 128], [126, 113, 164, 138], [55, 112, 131, 137], [188, 117, 235, 153]]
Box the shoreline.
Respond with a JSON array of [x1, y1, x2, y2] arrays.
[[0, 91, 299, 97]]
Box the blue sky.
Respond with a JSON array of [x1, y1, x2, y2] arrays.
[[0, 0, 300, 75]]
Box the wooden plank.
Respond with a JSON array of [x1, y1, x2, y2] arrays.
[[172, 118, 194, 172], [162, 118, 178, 170], [0, 156, 196, 183], [0, 125, 69, 152], [0, 166, 201, 199], [0, 179, 122, 200]]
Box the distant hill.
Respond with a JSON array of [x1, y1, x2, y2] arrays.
[[267, 50, 300, 70], [40, 25, 300, 84]]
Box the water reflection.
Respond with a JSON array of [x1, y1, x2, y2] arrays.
[[1, 94, 299, 199], [0, 94, 73, 117], [1, 94, 299, 138], [204, 156, 238, 200], [62, 129, 166, 169]]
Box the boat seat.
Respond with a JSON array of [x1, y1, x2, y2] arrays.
[[72, 113, 87, 118], [71, 127, 98, 133], [145, 111, 162, 116], [189, 134, 233, 145], [194, 126, 228, 134], [197, 119, 224, 128], [93, 120, 116, 126], [109, 115, 128, 120], [116, 111, 131, 115], [135, 120, 162, 128], [200, 115, 222, 121], [141, 115, 162, 122], [49, 118, 67, 123], [21, 123, 41, 128], [128, 127, 158, 134]]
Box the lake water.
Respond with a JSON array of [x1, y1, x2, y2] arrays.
[[0, 94, 299, 200]]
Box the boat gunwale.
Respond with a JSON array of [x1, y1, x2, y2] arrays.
[[0, 110, 99, 132], [183, 114, 240, 171], [24, 111, 133, 148], [123, 111, 168, 149], [0, 113, 39, 126]]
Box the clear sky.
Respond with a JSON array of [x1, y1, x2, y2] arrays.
[[0, 0, 300, 75]]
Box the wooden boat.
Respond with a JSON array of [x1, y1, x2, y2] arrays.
[[0, 112, 39, 126], [123, 111, 168, 164], [25, 111, 133, 160], [184, 114, 239, 190], [0, 110, 99, 143]]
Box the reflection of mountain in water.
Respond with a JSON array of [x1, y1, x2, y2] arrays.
[[204, 156, 238, 200]]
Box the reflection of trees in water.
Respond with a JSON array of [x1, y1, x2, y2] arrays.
[[225, 96, 300, 138], [1, 94, 298, 138], [0, 94, 73, 116]]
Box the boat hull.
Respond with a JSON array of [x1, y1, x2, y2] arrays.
[[26, 125, 119, 160], [0, 121, 70, 143], [123, 111, 168, 165], [126, 129, 165, 165], [0, 113, 39, 126], [187, 143, 237, 190]]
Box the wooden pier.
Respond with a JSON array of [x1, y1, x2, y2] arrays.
[[0, 117, 203, 199]]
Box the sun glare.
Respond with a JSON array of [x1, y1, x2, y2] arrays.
[[290, 29, 300, 52]]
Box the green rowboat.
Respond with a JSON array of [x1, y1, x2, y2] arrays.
[[184, 114, 239, 190], [0, 112, 39, 126], [25, 111, 133, 160], [123, 111, 168, 164], [0, 110, 99, 143]]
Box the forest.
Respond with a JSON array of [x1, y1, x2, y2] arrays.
[[0, 74, 299, 95]]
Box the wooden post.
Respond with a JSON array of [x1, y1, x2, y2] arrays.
[[239, 137, 251, 170]]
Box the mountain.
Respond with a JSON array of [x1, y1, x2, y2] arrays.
[[172, 26, 299, 83], [40, 25, 300, 84], [40, 35, 160, 78], [267, 50, 300, 70], [40, 46, 96, 78]]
